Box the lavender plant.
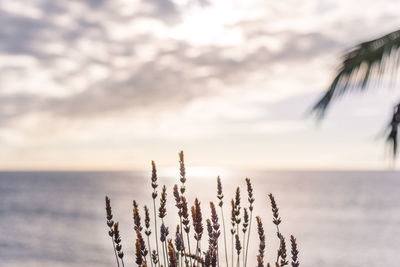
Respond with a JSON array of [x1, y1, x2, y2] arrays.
[[104, 151, 300, 267]]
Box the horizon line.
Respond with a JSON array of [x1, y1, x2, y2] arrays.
[[0, 166, 396, 172]]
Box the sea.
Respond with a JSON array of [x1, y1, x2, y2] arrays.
[[0, 170, 399, 267]]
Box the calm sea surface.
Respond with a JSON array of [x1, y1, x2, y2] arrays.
[[0, 170, 399, 267]]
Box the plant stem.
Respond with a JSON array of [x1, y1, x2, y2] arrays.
[[162, 240, 167, 267], [231, 234, 234, 267], [186, 232, 193, 266], [147, 235, 154, 267], [164, 240, 170, 267], [180, 219, 188, 264], [220, 207, 229, 267], [198, 242, 201, 261], [152, 199, 161, 267], [111, 238, 120, 267], [216, 243, 220, 267], [236, 224, 240, 267], [194, 239, 199, 266], [244, 211, 252, 267], [275, 225, 282, 264], [242, 232, 245, 267]]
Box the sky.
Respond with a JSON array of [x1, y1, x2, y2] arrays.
[[1, 0, 400, 170]]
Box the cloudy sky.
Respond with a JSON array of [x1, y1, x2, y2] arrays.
[[1, 0, 400, 170]]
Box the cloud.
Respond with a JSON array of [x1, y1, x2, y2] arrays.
[[0, 30, 337, 124], [1, 0, 400, 137], [1, 0, 400, 169]]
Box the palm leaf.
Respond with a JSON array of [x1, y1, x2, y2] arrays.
[[387, 104, 400, 158], [312, 29, 400, 118]]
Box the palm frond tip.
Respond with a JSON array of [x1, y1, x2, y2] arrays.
[[313, 29, 400, 118]]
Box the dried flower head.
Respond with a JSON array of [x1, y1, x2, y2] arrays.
[[105, 196, 123, 267], [113, 222, 124, 259], [144, 205, 151, 236], [151, 161, 158, 199], [256, 216, 265, 264], [136, 239, 143, 265], [235, 234, 241, 255], [179, 151, 186, 194], [173, 184, 183, 216], [168, 239, 178, 267], [105, 196, 113, 222], [175, 226, 184, 253], [245, 178, 255, 211], [204, 248, 217, 267], [242, 208, 249, 234], [278, 235, 288, 266], [230, 199, 236, 235], [133, 200, 143, 232], [191, 198, 203, 241], [216, 176, 223, 207], [205, 250, 212, 267], [269, 194, 281, 226], [105, 196, 114, 235], [152, 250, 159, 265], [206, 219, 213, 244], [235, 187, 241, 225], [290, 235, 299, 267], [160, 223, 167, 242], [210, 202, 220, 236], [181, 196, 190, 233], [211, 249, 217, 267], [159, 185, 167, 219], [136, 229, 148, 259]]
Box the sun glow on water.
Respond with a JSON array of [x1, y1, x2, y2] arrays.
[[159, 166, 232, 179]]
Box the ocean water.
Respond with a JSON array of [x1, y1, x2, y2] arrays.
[[0, 170, 400, 267]]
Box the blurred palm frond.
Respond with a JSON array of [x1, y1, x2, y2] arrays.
[[312, 29, 400, 118], [387, 104, 400, 158]]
